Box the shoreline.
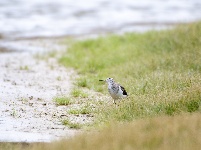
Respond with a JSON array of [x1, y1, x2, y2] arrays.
[[0, 21, 183, 41]]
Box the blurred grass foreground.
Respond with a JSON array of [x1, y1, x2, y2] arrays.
[[3, 22, 201, 150]]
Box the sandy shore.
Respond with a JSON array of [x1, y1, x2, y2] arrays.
[[0, 39, 82, 142]]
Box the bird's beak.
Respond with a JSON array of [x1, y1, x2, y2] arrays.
[[99, 79, 105, 81]]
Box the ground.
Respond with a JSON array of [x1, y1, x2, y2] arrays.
[[0, 38, 85, 142]]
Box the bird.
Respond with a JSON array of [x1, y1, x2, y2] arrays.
[[99, 77, 128, 104]]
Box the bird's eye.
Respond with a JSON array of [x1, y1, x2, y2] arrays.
[[108, 78, 111, 79]]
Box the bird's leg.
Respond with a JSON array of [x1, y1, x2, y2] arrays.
[[113, 99, 116, 105]]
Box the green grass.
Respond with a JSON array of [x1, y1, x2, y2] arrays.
[[19, 65, 29, 70], [56, 76, 62, 81], [54, 90, 89, 106], [10, 108, 18, 118], [68, 105, 92, 115], [76, 77, 88, 88], [95, 89, 201, 124], [62, 119, 82, 129], [60, 22, 201, 124], [54, 96, 72, 105], [71, 89, 89, 98]]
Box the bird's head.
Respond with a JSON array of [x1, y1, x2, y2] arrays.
[[99, 77, 114, 84]]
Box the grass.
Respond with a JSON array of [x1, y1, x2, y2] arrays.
[[19, 65, 29, 70], [71, 89, 89, 98], [68, 105, 92, 115], [0, 142, 30, 150], [10, 108, 18, 118], [95, 88, 201, 124], [56, 76, 62, 81], [60, 22, 201, 124], [62, 119, 82, 129], [54, 96, 72, 105], [76, 77, 88, 88], [10, 113, 201, 150]]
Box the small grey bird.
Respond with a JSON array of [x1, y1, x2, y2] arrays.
[[99, 77, 128, 104]]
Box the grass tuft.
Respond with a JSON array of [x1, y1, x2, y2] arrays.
[[54, 96, 72, 106], [62, 119, 81, 129], [68, 105, 92, 115], [71, 89, 88, 98], [76, 78, 88, 87], [19, 65, 29, 70]]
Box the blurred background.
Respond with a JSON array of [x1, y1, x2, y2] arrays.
[[0, 0, 201, 40]]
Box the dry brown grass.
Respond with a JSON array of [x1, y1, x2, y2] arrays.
[[22, 112, 201, 150]]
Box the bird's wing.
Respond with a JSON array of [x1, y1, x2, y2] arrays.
[[119, 84, 128, 96]]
